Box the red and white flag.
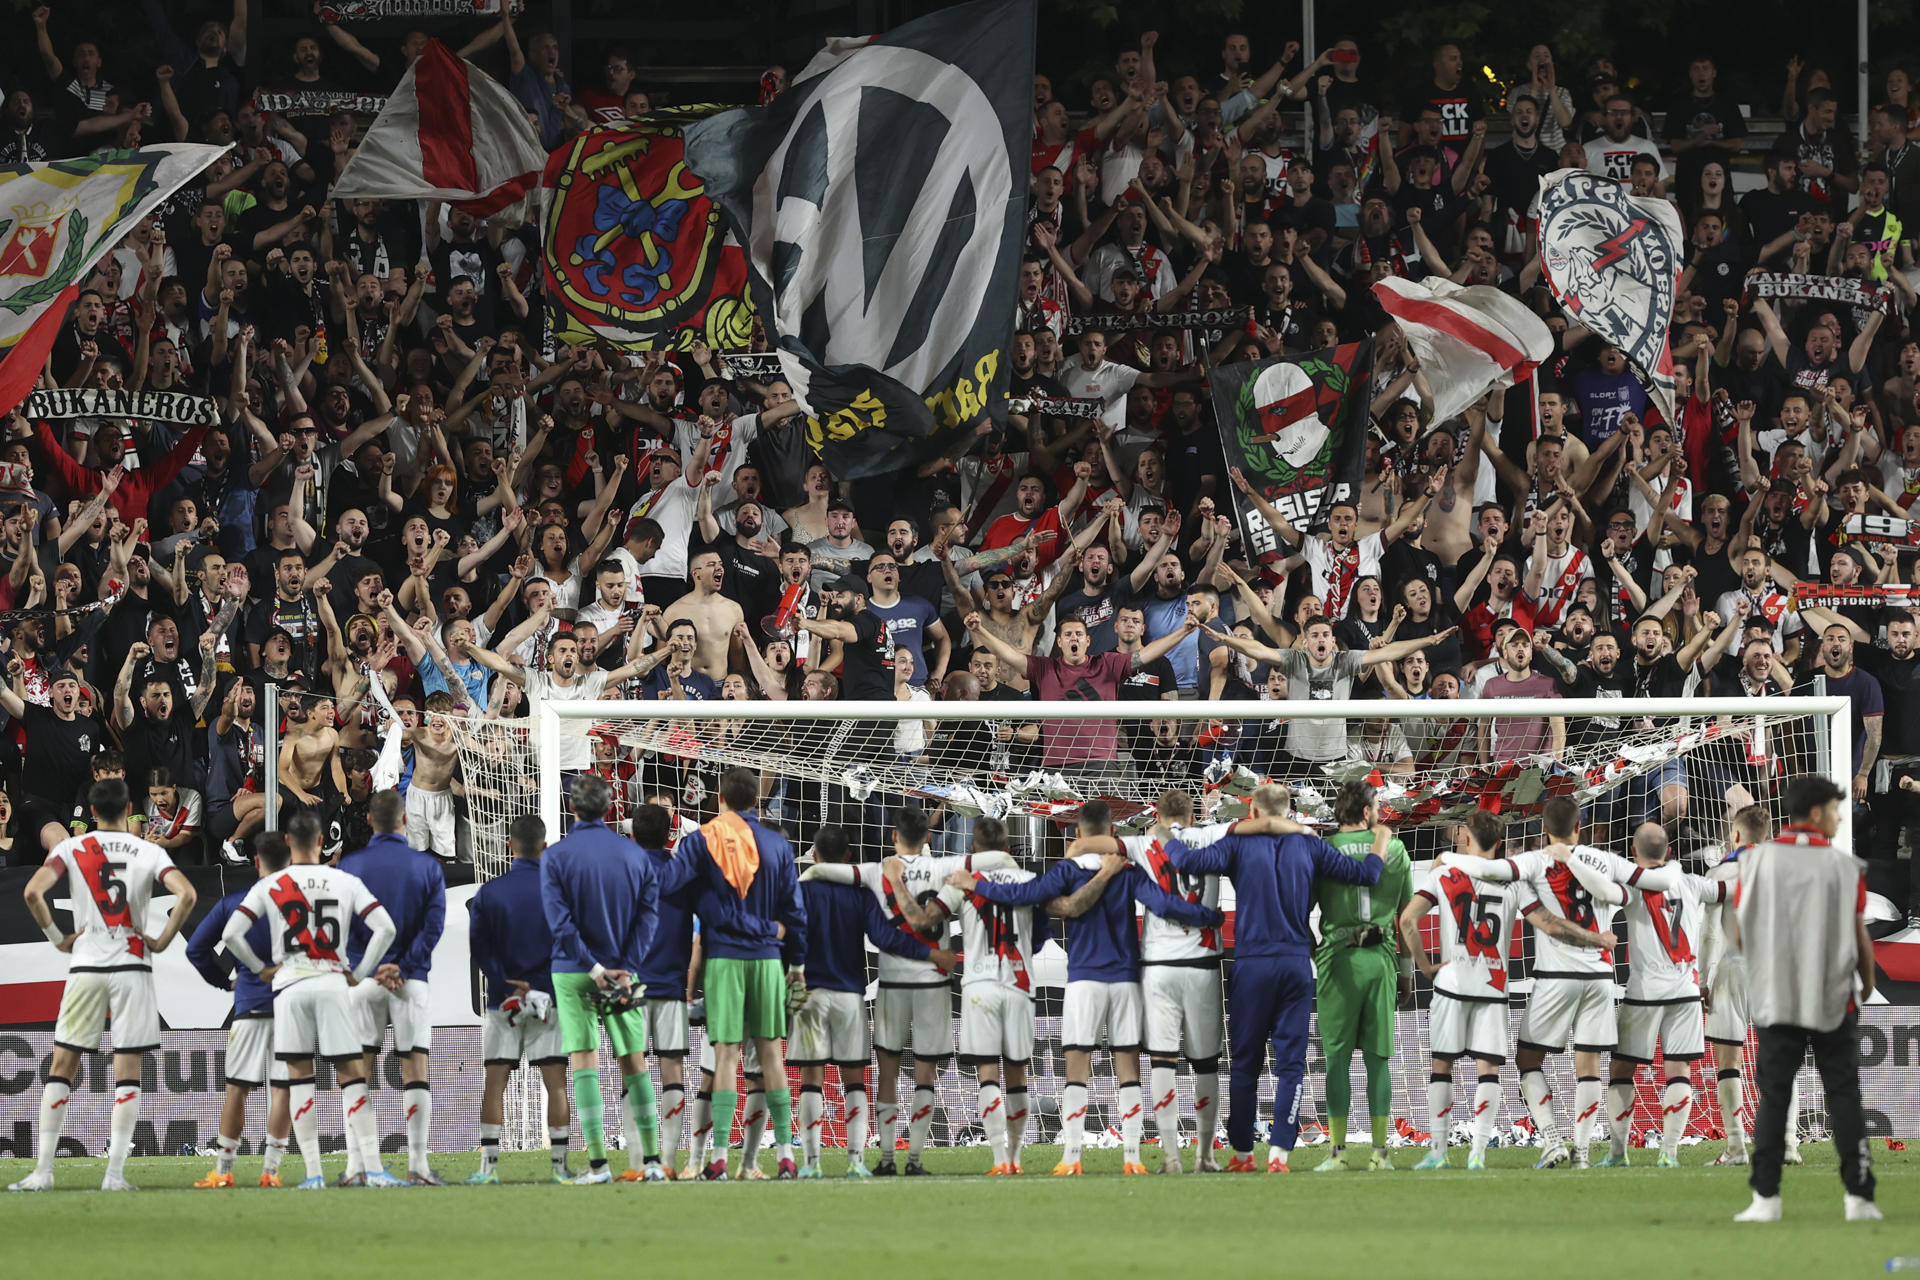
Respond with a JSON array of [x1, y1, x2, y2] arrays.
[[1372, 276, 1554, 426], [331, 38, 547, 220]]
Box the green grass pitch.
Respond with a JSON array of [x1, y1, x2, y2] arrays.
[[1, 1143, 1911, 1277]]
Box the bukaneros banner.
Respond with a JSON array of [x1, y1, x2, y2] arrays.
[[1745, 271, 1894, 315], [21, 388, 219, 426], [1211, 341, 1375, 563], [541, 115, 756, 354], [682, 0, 1036, 480], [1536, 168, 1684, 424], [316, 0, 521, 21], [1065, 307, 1250, 336]]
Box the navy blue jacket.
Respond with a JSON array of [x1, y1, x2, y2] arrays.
[[679, 812, 807, 966], [635, 843, 702, 995], [469, 856, 555, 1007], [1167, 830, 1382, 959], [340, 832, 447, 980], [541, 820, 659, 975], [186, 886, 273, 1017], [972, 859, 1221, 983], [802, 879, 934, 993]]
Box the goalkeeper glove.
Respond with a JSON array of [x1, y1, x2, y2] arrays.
[[784, 970, 810, 1017]]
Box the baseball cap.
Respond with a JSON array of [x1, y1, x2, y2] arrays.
[[826, 498, 857, 515], [1109, 264, 1142, 282], [830, 574, 870, 596]]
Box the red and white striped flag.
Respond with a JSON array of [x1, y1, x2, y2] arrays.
[[331, 38, 547, 220], [1372, 276, 1554, 426]]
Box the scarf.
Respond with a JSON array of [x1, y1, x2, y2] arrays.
[[702, 809, 760, 898]]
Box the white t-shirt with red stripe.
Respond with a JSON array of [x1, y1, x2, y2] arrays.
[[233, 864, 384, 990], [44, 830, 177, 971]]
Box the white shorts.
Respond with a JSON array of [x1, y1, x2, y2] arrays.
[[54, 968, 159, 1054], [697, 1036, 761, 1076], [1428, 992, 1511, 1065], [789, 989, 868, 1066], [646, 998, 690, 1057], [1618, 999, 1705, 1064], [482, 1006, 565, 1066], [1705, 962, 1749, 1046], [275, 974, 360, 1062], [958, 984, 1034, 1065], [351, 977, 432, 1055], [1142, 966, 1223, 1061], [1062, 980, 1144, 1053], [1518, 977, 1617, 1053], [874, 985, 953, 1060], [405, 786, 457, 859], [226, 1015, 290, 1086]]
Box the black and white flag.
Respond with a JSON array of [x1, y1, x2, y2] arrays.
[[684, 0, 1034, 480]]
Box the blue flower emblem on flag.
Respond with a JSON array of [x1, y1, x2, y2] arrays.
[[575, 183, 689, 307]]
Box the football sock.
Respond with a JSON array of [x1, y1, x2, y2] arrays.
[[1325, 1051, 1352, 1150], [106, 1080, 140, 1180], [342, 1078, 382, 1171], [1149, 1065, 1180, 1152], [740, 1088, 768, 1169], [33, 1077, 70, 1175], [1470, 1076, 1502, 1159], [1119, 1082, 1144, 1164], [215, 1133, 239, 1175], [573, 1068, 606, 1165], [710, 1089, 739, 1168], [845, 1085, 870, 1165], [1520, 1069, 1561, 1143], [907, 1086, 936, 1162], [659, 1085, 686, 1169], [767, 1086, 793, 1153], [479, 1122, 502, 1173], [1607, 1080, 1636, 1159], [263, 1134, 288, 1177], [1785, 1072, 1801, 1153], [688, 1090, 713, 1169], [1717, 1070, 1747, 1156], [1572, 1077, 1604, 1153], [623, 1071, 659, 1162], [1660, 1077, 1693, 1157], [1364, 1052, 1392, 1150], [800, 1085, 824, 1166], [1194, 1069, 1221, 1155], [1426, 1074, 1453, 1152], [1006, 1087, 1028, 1166], [288, 1078, 321, 1176], [403, 1081, 432, 1174], [876, 1099, 899, 1162], [979, 1081, 1007, 1166], [548, 1125, 571, 1175], [1061, 1082, 1089, 1164]]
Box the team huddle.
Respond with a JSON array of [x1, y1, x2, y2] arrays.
[[0, 766, 1851, 1191]]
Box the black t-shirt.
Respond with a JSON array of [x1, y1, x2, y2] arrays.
[[1404, 81, 1485, 141], [1628, 653, 1689, 700], [20, 705, 101, 803], [1662, 91, 1748, 161], [122, 708, 197, 794], [1484, 141, 1558, 221], [1166, 423, 1226, 515], [840, 608, 895, 699], [1057, 579, 1121, 654], [1738, 188, 1813, 259], [717, 541, 782, 632], [1860, 648, 1920, 754], [1562, 664, 1633, 746]]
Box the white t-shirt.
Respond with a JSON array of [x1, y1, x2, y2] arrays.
[[674, 413, 761, 491], [43, 830, 177, 970], [1055, 359, 1141, 432], [628, 478, 702, 580], [1582, 136, 1668, 183], [525, 667, 612, 769]]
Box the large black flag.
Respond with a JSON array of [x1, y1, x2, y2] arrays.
[[1210, 341, 1375, 569], [684, 0, 1034, 480]]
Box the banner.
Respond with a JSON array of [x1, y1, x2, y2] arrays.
[[317, 0, 520, 21], [1372, 277, 1553, 425], [1793, 580, 1917, 609], [683, 0, 1035, 480], [1745, 271, 1893, 315], [1066, 306, 1250, 336], [1842, 513, 1920, 548], [1007, 395, 1105, 419], [1537, 168, 1683, 424], [542, 116, 756, 353], [1212, 341, 1375, 561], [721, 353, 784, 380], [0, 145, 228, 418], [329, 39, 545, 221], [251, 90, 389, 116], [22, 387, 219, 426]]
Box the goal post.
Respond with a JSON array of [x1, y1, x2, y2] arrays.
[[458, 693, 1851, 1154]]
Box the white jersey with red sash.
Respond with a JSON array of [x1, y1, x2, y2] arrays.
[[1123, 825, 1227, 962], [1622, 871, 1726, 1001], [1302, 532, 1384, 620], [1528, 544, 1591, 628], [939, 866, 1040, 993]]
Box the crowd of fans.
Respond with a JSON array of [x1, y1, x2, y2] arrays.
[[1, 9, 1917, 924]]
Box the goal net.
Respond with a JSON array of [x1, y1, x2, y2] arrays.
[[452, 694, 1851, 1158]]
